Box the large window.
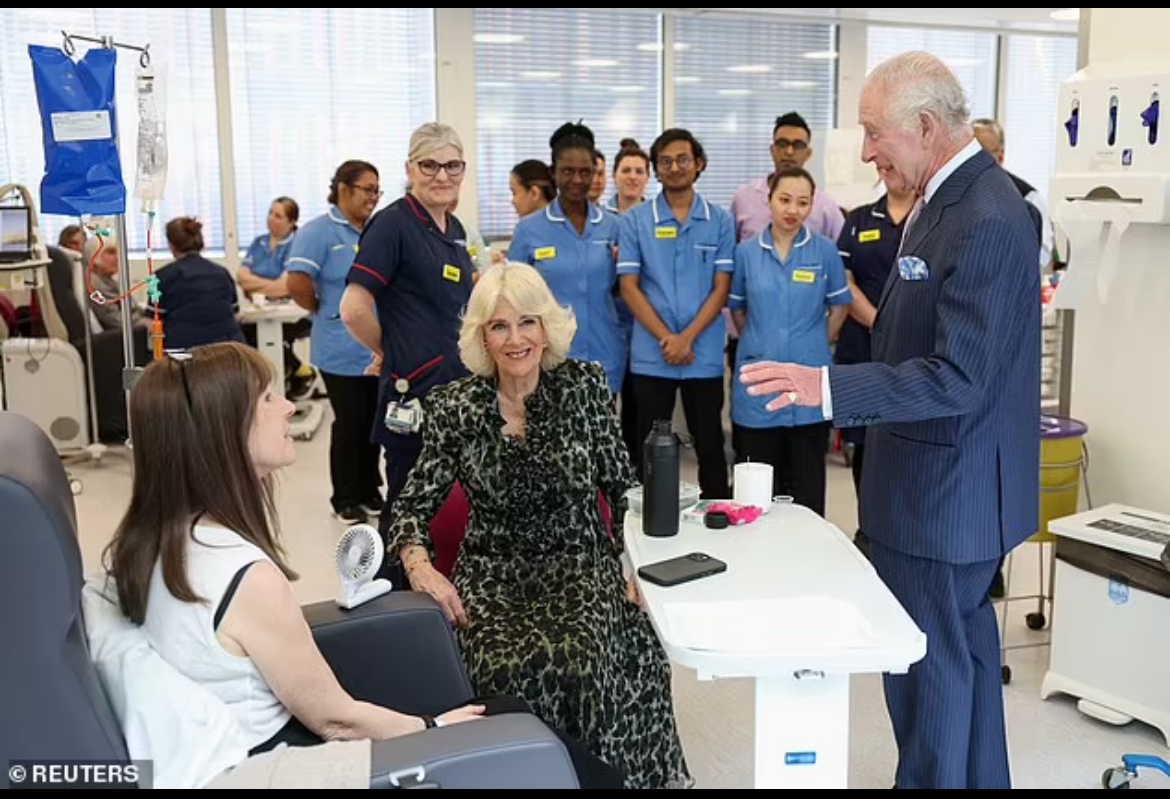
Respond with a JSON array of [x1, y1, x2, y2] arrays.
[[673, 16, 837, 211], [866, 27, 998, 120], [1002, 35, 1079, 202], [226, 9, 436, 251], [0, 9, 217, 251], [473, 8, 662, 239]]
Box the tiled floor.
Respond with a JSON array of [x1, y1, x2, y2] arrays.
[[67, 407, 1170, 789]]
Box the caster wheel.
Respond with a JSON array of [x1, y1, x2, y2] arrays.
[[1102, 766, 1132, 789], [1026, 612, 1047, 630], [1001, 664, 1012, 685], [69, 479, 83, 496]]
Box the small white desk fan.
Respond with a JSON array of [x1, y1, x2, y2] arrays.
[[335, 523, 392, 609]]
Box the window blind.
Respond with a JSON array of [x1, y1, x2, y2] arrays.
[[225, 8, 436, 250], [673, 15, 837, 212], [473, 8, 662, 240]]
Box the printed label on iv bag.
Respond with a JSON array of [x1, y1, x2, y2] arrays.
[[50, 111, 112, 143]]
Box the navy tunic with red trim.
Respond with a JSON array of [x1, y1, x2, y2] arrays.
[[346, 194, 475, 449]]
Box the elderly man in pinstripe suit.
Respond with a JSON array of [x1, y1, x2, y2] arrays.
[[740, 51, 1040, 789]]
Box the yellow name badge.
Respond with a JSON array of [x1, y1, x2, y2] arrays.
[[793, 270, 817, 284], [654, 226, 677, 240], [442, 264, 462, 282], [859, 229, 881, 243], [534, 246, 557, 260]]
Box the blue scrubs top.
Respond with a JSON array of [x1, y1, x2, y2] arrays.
[[729, 226, 852, 429], [286, 207, 368, 377], [508, 200, 625, 393], [346, 194, 475, 449], [616, 192, 734, 380], [242, 232, 295, 280], [834, 194, 902, 367]]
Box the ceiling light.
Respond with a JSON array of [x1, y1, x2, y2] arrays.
[[727, 64, 772, 74], [477, 81, 514, 90], [1050, 9, 1080, 21], [519, 71, 562, 80], [803, 50, 839, 60], [780, 80, 818, 90], [611, 85, 647, 93], [637, 42, 662, 53], [719, 89, 755, 97], [675, 76, 702, 84], [473, 33, 526, 45], [575, 58, 619, 68], [674, 42, 691, 52]]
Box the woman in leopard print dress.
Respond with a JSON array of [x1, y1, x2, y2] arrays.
[[389, 262, 692, 789]]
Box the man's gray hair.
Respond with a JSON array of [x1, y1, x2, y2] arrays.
[[865, 51, 972, 143]]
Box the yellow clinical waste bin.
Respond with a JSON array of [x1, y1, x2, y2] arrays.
[[1036, 415, 1089, 543]]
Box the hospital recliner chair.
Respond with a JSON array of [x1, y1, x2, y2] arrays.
[[0, 410, 579, 788]]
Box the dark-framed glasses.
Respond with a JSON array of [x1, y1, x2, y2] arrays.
[[772, 138, 809, 152], [656, 155, 693, 171], [348, 183, 384, 199], [416, 158, 467, 178]]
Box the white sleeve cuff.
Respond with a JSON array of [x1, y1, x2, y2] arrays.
[[821, 366, 834, 421]]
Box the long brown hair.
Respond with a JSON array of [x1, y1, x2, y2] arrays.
[[103, 342, 297, 624]]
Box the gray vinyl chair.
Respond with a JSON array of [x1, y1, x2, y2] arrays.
[[0, 410, 578, 788]]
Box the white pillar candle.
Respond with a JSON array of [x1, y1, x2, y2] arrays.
[[733, 461, 774, 514]]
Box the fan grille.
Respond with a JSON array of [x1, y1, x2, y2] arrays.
[[335, 525, 382, 581]]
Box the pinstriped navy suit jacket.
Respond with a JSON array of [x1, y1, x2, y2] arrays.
[[829, 149, 1040, 565]]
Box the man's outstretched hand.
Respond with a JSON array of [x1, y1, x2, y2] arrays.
[[738, 361, 823, 412]]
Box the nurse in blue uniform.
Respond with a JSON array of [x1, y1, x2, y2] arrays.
[[238, 197, 299, 300], [508, 121, 624, 395], [618, 128, 734, 499], [286, 161, 383, 526], [602, 138, 651, 472], [730, 167, 852, 517]]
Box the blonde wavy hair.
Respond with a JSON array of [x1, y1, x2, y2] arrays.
[[459, 261, 577, 378]]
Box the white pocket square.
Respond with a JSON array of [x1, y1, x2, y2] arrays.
[[898, 256, 930, 281]]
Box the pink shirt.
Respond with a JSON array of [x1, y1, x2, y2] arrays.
[[729, 176, 845, 244]]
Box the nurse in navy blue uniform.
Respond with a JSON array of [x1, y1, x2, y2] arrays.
[[834, 182, 915, 535], [508, 121, 624, 395], [618, 128, 733, 499], [339, 122, 475, 536], [730, 167, 852, 517]]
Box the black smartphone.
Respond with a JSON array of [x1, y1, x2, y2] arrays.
[[637, 552, 728, 587]]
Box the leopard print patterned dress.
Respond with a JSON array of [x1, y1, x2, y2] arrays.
[[389, 359, 692, 789]]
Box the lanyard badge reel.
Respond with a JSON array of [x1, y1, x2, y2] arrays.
[[385, 377, 423, 435]]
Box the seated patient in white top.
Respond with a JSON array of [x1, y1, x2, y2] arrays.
[[102, 342, 484, 754]]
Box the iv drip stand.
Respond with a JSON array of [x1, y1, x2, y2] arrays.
[[60, 31, 152, 441]]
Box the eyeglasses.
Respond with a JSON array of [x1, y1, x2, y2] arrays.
[[416, 159, 467, 178], [348, 183, 384, 199], [772, 138, 810, 153], [166, 350, 195, 412], [656, 155, 694, 171]]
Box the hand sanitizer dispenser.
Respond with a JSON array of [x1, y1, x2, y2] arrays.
[[1051, 58, 1170, 224]]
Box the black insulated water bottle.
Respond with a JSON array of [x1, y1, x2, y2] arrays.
[[643, 419, 680, 538]]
